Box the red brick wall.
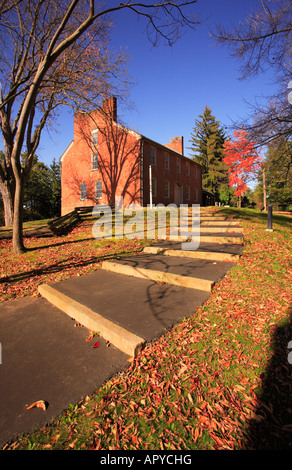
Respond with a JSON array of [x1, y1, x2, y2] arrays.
[[142, 139, 202, 207], [61, 102, 142, 215], [61, 98, 202, 215]]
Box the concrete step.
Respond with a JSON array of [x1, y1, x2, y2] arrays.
[[198, 225, 243, 233], [199, 233, 243, 244], [199, 220, 239, 226], [143, 245, 242, 262], [101, 253, 236, 292], [38, 283, 145, 358], [38, 270, 210, 357], [145, 239, 244, 257], [160, 233, 243, 244], [196, 216, 227, 221]]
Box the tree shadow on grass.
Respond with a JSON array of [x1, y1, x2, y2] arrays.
[[220, 207, 292, 229], [0, 249, 144, 285], [25, 236, 94, 252], [242, 305, 292, 450]]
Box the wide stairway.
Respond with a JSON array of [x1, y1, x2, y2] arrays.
[[38, 208, 244, 358]]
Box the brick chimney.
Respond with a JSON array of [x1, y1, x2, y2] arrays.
[[164, 136, 184, 155], [102, 96, 117, 122]]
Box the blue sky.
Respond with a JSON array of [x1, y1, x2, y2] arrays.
[[38, 0, 276, 166]]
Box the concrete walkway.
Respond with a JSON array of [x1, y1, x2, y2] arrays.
[[0, 210, 244, 447]]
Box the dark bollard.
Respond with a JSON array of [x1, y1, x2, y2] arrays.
[[267, 204, 273, 231]]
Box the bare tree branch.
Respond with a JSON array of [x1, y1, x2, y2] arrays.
[[213, 0, 292, 147], [0, 0, 199, 252]]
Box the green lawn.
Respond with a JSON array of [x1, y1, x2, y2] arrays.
[[1, 208, 292, 450]]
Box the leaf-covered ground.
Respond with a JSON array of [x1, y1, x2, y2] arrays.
[[0, 219, 148, 302], [2, 209, 292, 450]]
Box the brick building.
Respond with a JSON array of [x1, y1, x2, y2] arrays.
[[60, 97, 202, 215]]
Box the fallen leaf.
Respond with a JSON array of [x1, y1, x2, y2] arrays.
[[92, 342, 99, 348], [86, 331, 94, 342], [26, 400, 47, 411], [187, 393, 194, 404], [68, 439, 78, 449]]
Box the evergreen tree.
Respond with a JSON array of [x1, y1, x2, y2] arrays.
[[23, 155, 52, 220], [188, 106, 228, 198], [257, 139, 292, 209], [49, 158, 61, 217], [23, 155, 61, 220]]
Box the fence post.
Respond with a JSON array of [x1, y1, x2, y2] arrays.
[[266, 204, 273, 231]]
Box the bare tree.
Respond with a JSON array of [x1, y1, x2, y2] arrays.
[[214, 0, 292, 147], [71, 102, 142, 209], [0, 0, 199, 253]]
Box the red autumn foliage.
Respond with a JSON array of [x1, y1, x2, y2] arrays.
[[223, 128, 262, 197]]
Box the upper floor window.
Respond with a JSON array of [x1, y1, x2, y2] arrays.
[[194, 166, 198, 180], [92, 129, 98, 146], [92, 153, 98, 170], [150, 147, 156, 166], [186, 161, 190, 177], [177, 157, 181, 174], [164, 153, 169, 170]]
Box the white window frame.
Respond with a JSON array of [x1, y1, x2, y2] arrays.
[[92, 129, 98, 146], [92, 152, 98, 170], [95, 180, 102, 199]]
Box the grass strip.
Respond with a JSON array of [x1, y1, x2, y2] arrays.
[[2, 208, 292, 450]]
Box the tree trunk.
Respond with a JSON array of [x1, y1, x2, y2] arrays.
[[263, 167, 267, 211], [12, 175, 25, 254], [0, 181, 14, 226]]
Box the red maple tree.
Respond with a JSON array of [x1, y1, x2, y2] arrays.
[[223, 128, 262, 202]]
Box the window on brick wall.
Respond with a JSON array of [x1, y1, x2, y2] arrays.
[[95, 180, 102, 199], [177, 157, 181, 174], [164, 180, 170, 198], [186, 161, 190, 176], [80, 183, 87, 200], [92, 129, 98, 146], [194, 166, 198, 180], [195, 187, 198, 201], [164, 153, 169, 170], [187, 185, 190, 200], [150, 147, 156, 166], [92, 153, 98, 170]]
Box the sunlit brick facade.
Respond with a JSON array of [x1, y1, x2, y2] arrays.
[[60, 97, 202, 215]]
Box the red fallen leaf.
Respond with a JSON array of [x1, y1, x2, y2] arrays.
[[92, 342, 99, 348], [209, 432, 224, 447], [26, 400, 47, 411], [132, 435, 138, 445]]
